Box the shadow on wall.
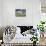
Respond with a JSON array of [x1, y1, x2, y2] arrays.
[[0, 26, 5, 40]]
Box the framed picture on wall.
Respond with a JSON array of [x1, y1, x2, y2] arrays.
[[15, 9, 26, 17]]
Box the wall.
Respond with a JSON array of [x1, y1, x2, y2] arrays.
[[0, 0, 3, 26], [2, 0, 41, 27]]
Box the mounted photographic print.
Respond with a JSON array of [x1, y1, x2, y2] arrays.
[[15, 9, 26, 17]]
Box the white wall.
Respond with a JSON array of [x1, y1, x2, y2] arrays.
[[0, 0, 3, 26], [32, 0, 41, 27], [2, 0, 41, 27]]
